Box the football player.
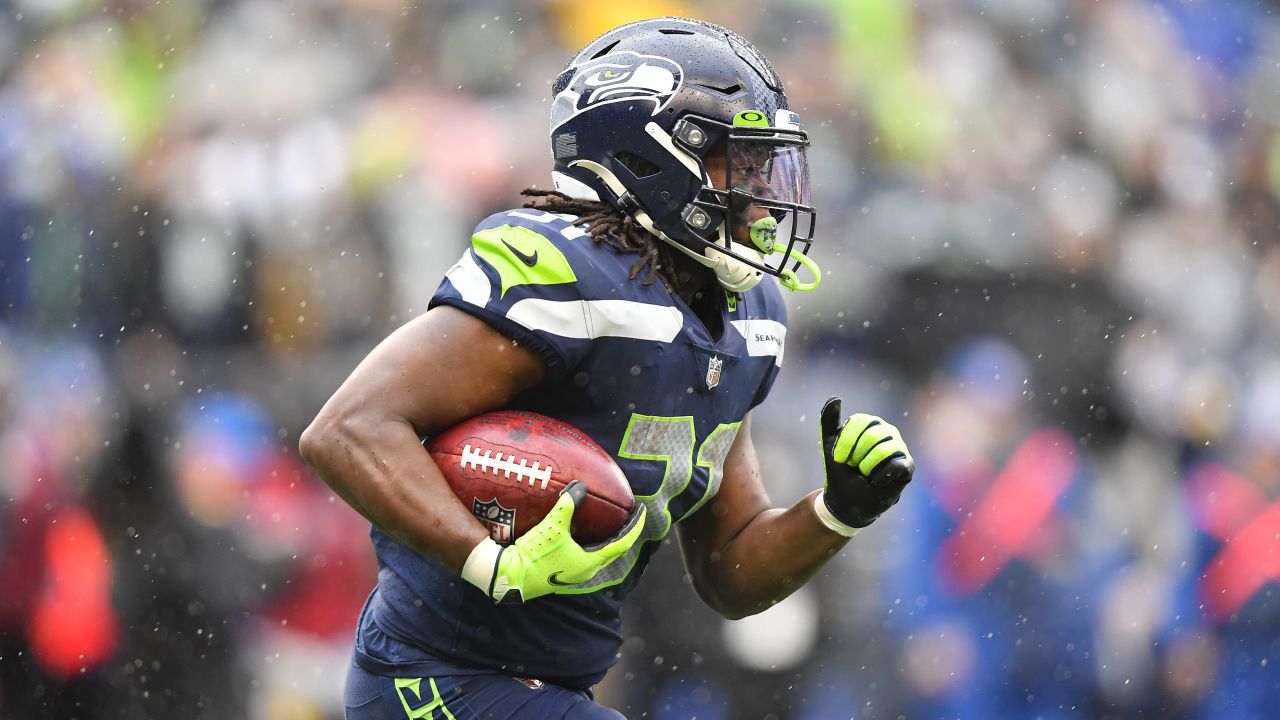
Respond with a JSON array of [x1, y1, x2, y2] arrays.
[[300, 17, 914, 719]]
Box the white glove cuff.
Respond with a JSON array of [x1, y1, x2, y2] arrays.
[[813, 492, 861, 538], [461, 536, 503, 593]]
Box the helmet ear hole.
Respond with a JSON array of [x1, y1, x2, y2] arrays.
[[615, 152, 661, 179]]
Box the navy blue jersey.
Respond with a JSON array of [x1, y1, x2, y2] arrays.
[[355, 209, 787, 689]]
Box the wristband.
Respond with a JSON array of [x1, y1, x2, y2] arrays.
[[461, 537, 503, 595], [813, 492, 861, 538]]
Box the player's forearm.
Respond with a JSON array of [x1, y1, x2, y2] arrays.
[[299, 411, 487, 573], [688, 491, 849, 619]]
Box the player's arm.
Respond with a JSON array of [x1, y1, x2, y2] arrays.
[[676, 413, 839, 619], [299, 304, 646, 604], [676, 403, 913, 619], [298, 305, 546, 573]]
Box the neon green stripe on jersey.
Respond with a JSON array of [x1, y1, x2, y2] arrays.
[[472, 225, 577, 299]]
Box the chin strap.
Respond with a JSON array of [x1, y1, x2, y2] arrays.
[[650, 214, 822, 294], [671, 238, 765, 293]]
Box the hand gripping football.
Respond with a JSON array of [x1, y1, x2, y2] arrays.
[[426, 410, 636, 545]]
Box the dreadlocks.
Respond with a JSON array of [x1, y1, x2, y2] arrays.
[[521, 188, 681, 291]]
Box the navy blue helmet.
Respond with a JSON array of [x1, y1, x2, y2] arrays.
[[548, 17, 819, 293]]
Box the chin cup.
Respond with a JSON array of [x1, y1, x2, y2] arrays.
[[704, 245, 765, 293]]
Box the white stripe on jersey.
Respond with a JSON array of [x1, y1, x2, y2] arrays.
[[444, 251, 492, 306], [730, 319, 786, 367], [507, 298, 683, 342]]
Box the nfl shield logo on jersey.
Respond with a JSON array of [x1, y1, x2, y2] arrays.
[[705, 355, 723, 389], [472, 497, 516, 545]]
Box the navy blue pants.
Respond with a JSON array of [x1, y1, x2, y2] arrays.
[[344, 661, 626, 720]]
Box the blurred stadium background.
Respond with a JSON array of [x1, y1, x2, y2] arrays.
[[2, 0, 1279, 718]]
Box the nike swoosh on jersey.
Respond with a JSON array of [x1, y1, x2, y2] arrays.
[[502, 239, 539, 267]]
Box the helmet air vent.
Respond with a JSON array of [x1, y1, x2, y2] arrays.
[[690, 82, 742, 97], [616, 152, 661, 179], [589, 40, 621, 60]]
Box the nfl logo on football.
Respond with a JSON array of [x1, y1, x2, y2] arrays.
[[472, 497, 516, 545], [706, 356, 723, 389]]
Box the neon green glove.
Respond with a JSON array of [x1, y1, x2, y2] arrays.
[[815, 397, 915, 534], [461, 481, 646, 604]]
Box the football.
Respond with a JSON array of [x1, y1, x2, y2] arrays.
[[426, 410, 636, 545]]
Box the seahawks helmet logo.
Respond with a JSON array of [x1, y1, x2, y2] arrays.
[[551, 51, 683, 130]]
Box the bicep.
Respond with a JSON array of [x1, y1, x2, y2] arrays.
[[300, 305, 546, 570], [316, 304, 547, 434], [676, 413, 773, 586]]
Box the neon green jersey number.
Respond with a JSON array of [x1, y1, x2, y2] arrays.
[[565, 414, 739, 592], [395, 677, 458, 719]]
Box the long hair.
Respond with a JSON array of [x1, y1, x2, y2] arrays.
[[520, 188, 681, 290]]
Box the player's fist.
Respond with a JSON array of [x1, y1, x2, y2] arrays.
[[817, 397, 915, 530], [462, 481, 646, 604]]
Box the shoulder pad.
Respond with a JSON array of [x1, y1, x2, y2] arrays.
[[469, 210, 594, 300], [469, 208, 657, 305], [474, 209, 589, 241]]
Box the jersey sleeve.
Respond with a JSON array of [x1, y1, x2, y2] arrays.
[[428, 212, 598, 383]]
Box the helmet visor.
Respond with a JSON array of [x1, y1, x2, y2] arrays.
[[727, 141, 811, 212]]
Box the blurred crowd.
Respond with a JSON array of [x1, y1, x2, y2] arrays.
[[2, 0, 1279, 718]]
